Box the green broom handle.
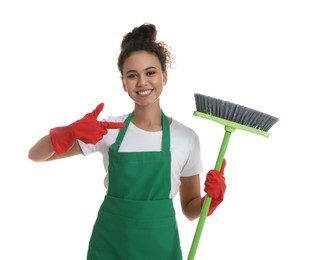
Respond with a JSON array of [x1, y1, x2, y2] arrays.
[[188, 126, 234, 260]]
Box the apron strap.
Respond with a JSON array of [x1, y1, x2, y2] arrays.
[[162, 112, 170, 152], [110, 112, 170, 152]]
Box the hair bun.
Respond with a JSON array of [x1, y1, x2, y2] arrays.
[[118, 23, 172, 73], [121, 23, 157, 49]]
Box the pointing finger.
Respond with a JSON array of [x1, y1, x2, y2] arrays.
[[102, 121, 126, 129]]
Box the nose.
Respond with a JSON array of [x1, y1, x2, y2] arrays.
[[137, 74, 147, 88]]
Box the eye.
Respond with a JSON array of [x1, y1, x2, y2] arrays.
[[127, 73, 137, 79], [146, 70, 156, 76]]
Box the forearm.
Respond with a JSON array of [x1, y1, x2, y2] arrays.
[[181, 196, 202, 221], [179, 175, 202, 221], [28, 135, 55, 162], [28, 134, 83, 162]]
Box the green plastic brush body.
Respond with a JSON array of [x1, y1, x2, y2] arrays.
[[188, 94, 278, 260], [194, 111, 270, 137]]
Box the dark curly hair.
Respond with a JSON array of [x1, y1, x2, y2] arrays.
[[117, 23, 172, 75]]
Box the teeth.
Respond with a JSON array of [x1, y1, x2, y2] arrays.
[[137, 90, 152, 96]]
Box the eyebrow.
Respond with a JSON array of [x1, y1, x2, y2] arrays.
[[126, 66, 157, 75]]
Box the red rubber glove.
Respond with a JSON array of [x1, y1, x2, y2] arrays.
[[49, 103, 125, 154], [201, 159, 226, 216]]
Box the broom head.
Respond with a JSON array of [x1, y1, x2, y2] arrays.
[[194, 93, 279, 137]]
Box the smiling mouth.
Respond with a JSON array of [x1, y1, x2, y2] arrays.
[[137, 89, 153, 96]]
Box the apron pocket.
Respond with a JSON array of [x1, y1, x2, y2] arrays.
[[87, 196, 183, 260], [88, 211, 182, 260]]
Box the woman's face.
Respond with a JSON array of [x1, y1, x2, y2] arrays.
[[121, 51, 167, 108]]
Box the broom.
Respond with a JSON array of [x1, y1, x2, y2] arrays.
[[188, 93, 279, 260]]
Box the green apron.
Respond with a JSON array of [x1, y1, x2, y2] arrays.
[[87, 113, 183, 260]]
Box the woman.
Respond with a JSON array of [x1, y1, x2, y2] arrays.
[[28, 23, 226, 260]]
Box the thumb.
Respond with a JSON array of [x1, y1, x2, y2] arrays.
[[220, 159, 226, 174], [91, 103, 104, 119]]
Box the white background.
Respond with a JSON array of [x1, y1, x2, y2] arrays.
[[1, 0, 308, 259]]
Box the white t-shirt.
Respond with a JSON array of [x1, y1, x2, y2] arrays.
[[78, 115, 204, 198]]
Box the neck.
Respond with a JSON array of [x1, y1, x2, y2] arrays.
[[132, 104, 163, 131]]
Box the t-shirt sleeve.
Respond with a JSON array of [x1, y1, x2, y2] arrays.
[[78, 140, 98, 155], [180, 131, 204, 177]]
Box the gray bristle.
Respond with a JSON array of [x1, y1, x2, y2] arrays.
[[194, 93, 279, 132]]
